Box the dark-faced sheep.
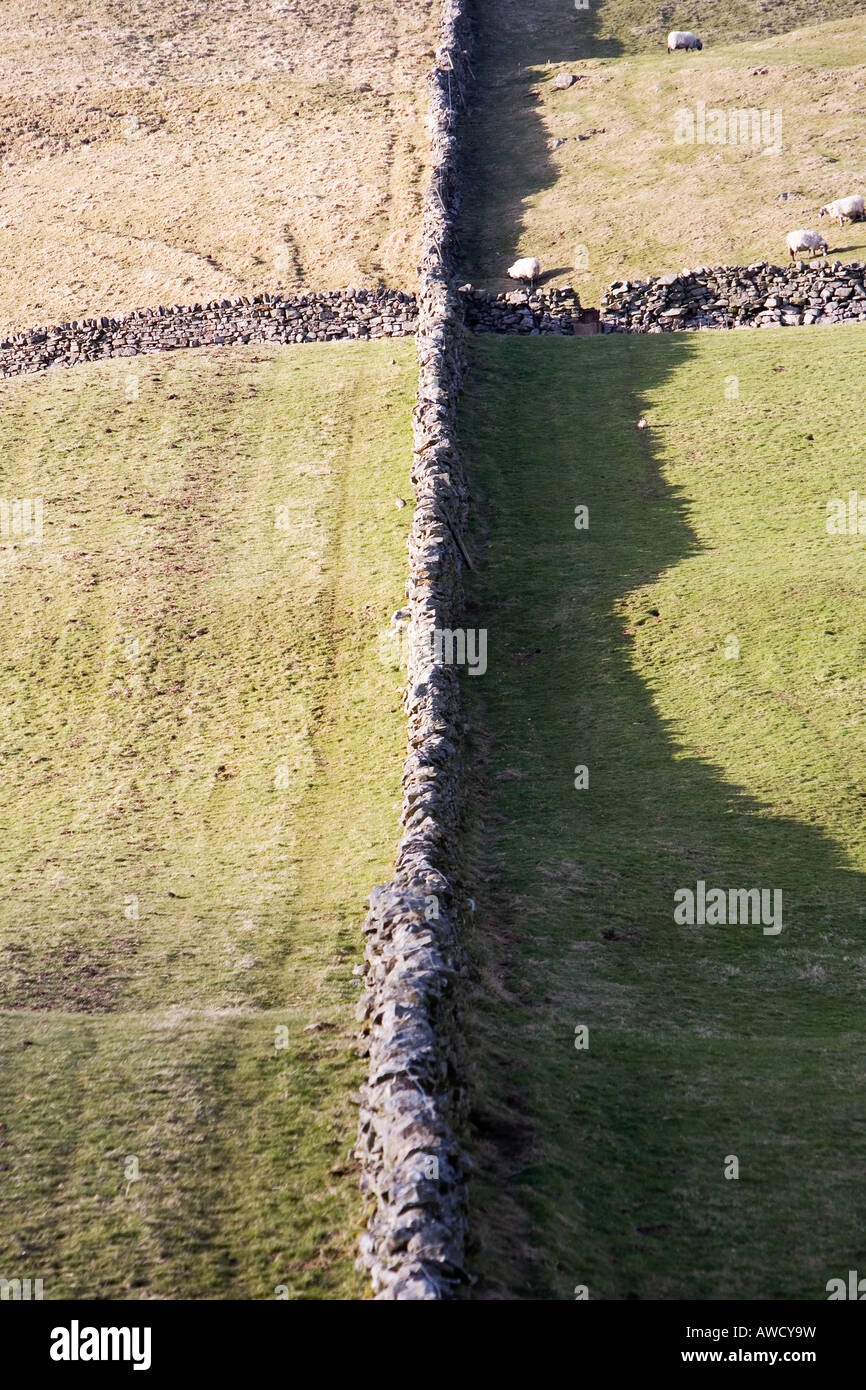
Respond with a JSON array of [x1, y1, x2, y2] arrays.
[[819, 196, 864, 227]]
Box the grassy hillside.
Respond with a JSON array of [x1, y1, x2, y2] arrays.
[[468, 0, 863, 59], [460, 1, 866, 304], [461, 326, 866, 1299], [557, 0, 863, 53], [0, 1, 438, 334], [0, 339, 416, 1298]]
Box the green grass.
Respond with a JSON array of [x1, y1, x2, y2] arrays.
[[460, 325, 866, 1299], [0, 340, 416, 1298], [460, 1, 866, 303]]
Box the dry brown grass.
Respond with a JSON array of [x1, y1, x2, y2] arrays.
[[0, 1, 438, 334]]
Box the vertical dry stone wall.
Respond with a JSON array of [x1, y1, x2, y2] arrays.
[[354, 0, 473, 1300]]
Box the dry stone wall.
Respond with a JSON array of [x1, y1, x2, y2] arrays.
[[0, 290, 418, 379], [353, 0, 473, 1300], [602, 260, 866, 332], [462, 285, 587, 334]]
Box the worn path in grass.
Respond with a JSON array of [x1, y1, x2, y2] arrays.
[[461, 326, 866, 1298], [0, 340, 415, 1298], [460, 0, 866, 304]]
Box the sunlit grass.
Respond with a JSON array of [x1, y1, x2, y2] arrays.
[[0, 339, 416, 1298]]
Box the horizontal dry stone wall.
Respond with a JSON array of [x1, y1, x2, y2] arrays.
[[602, 260, 866, 332], [462, 285, 589, 334], [0, 286, 600, 383], [7, 260, 866, 382], [0, 290, 418, 379], [354, 0, 473, 1301]]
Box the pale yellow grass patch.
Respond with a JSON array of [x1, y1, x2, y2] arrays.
[[0, 1, 438, 332]]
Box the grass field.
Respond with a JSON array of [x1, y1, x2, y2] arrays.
[[0, 339, 416, 1298], [460, 325, 866, 1299], [460, 0, 866, 304], [0, 1, 438, 334]]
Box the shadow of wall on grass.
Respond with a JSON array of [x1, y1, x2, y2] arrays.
[[458, 0, 623, 293], [458, 330, 866, 1299]]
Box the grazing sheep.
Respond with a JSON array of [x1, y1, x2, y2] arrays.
[[819, 195, 865, 227], [507, 256, 541, 288], [667, 31, 703, 52], [786, 228, 828, 261]]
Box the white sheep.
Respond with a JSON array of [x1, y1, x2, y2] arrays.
[[819, 196, 864, 227], [667, 31, 703, 52], [786, 228, 828, 261], [507, 257, 541, 288]]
